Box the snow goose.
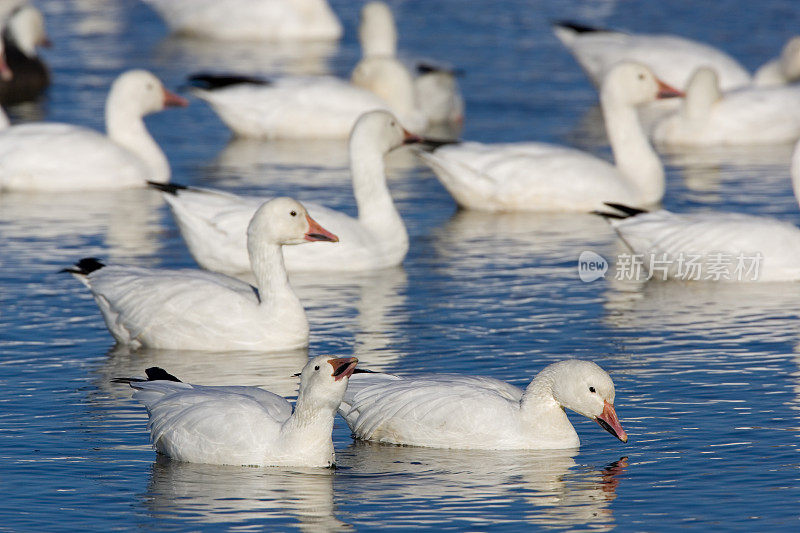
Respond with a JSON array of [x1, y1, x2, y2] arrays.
[[0, 69, 187, 192], [115, 355, 358, 467], [141, 0, 342, 42], [653, 67, 800, 146], [339, 359, 627, 450], [63, 197, 338, 351], [553, 22, 800, 91], [189, 57, 426, 139], [418, 62, 682, 212], [150, 110, 420, 276], [0, 4, 50, 105], [356, 1, 463, 125], [598, 138, 800, 282]]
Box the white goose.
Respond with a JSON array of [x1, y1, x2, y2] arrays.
[[64, 198, 338, 351], [116, 355, 358, 467], [151, 111, 418, 276], [141, 0, 342, 42], [553, 22, 800, 91], [418, 62, 682, 212], [600, 138, 800, 282], [653, 67, 800, 146], [0, 70, 187, 192], [339, 359, 627, 450], [356, 1, 463, 125]]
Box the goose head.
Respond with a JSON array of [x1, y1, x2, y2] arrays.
[[297, 355, 359, 412], [682, 67, 721, 120], [6, 5, 49, 58], [779, 36, 800, 82], [546, 360, 628, 443], [105, 70, 188, 120], [358, 1, 397, 58], [350, 110, 422, 155], [247, 197, 339, 247], [601, 62, 684, 107]]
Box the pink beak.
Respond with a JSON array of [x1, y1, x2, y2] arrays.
[[163, 87, 189, 108], [304, 214, 339, 243], [328, 357, 358, 381], [596, 400, 628, 443], [403, 128, 424, 145], [0, 56, 12, 81], [656, 79, 685, 99]]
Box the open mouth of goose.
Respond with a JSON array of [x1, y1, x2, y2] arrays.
[[329, 357, 358, 381], [595, 401, 628, 443]]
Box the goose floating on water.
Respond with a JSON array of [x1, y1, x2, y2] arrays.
[[64, 198, 338, 351], [339, 359, 627, 450], [115, 356, 358, 467]]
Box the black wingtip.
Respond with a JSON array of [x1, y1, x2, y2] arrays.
[[145, 367, 182, 382], [552, 20, 609, 33], [147, 181, 188, 195], [417, 138, 462, 151], [187, 72, 271, 90], [416, 62, 465, 77], [112, 367, 182, 385], [61, 257, 105, 275], [603, 202, 649, 217]]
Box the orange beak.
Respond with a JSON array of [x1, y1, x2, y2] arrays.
[[403, 128, 424, 145], [163, 87, 189, 108], [328, 357, 358, 381], [656, 79, 685, 99], [304, 214, 339, 243], [596, 401, 628, 443]]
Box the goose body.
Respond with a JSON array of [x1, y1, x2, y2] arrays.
[[0, 4, 50, 105], [606, 208, 800, 282], [653, 67, 800, 146], [120, 356, 358, 467], [553, 22, 800, 91], [65, 198, 338, 350], [0, 70, 187, 192], [142, 0, 342, 41], [339, 360, 627, 450], [154, 111, 416, 276], [419, 62, 681, 212]]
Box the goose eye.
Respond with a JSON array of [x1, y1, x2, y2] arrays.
[[147, 82, 154, 90], [290, 210, 297, 217], [638, 73, 645, 80], [314, 365, 320, 371], [589, 386, 596, 393], [390, 121, 396, 127]]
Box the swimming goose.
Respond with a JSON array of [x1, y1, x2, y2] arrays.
[[151, 111, 419, 276], [653, 67, 800, 146], [0, 70, 187, 192], [356, 1, 463, 125], [115, 356, 358, 467], [553, 21, 800, 91], [0, 4, 50, 105], [141, 0, 342, 41], [598, 138, 800, 282], [339, 359, 627, 450], [64, 198, 338, 351], [418, 62, 682, 212]]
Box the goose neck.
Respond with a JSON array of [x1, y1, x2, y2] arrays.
[[601, 94, 664, 205], [350, 138, 407, 241], [248, 239, 300, 311], [105, 98, 170, 183]]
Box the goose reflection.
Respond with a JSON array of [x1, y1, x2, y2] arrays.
[[336, 443, 626, 530], [0, 189, 166, 264], [144, 457, 350, 530], [152, 35, 338, 77]]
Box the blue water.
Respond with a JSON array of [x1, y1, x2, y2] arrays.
[[2, 0, 800, 530]]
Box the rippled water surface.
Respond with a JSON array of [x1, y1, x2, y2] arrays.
[[3, 0, 800, 530]]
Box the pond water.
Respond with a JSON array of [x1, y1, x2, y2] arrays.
[[2, 0, 800, 530]]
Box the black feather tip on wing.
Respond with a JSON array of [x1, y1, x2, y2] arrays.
[[552, 20, 609, 33], [147, 181, 188, 195], [111, 367, 182, 384], [187, 73, 271, 90], [61, 257, 105, 275]]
